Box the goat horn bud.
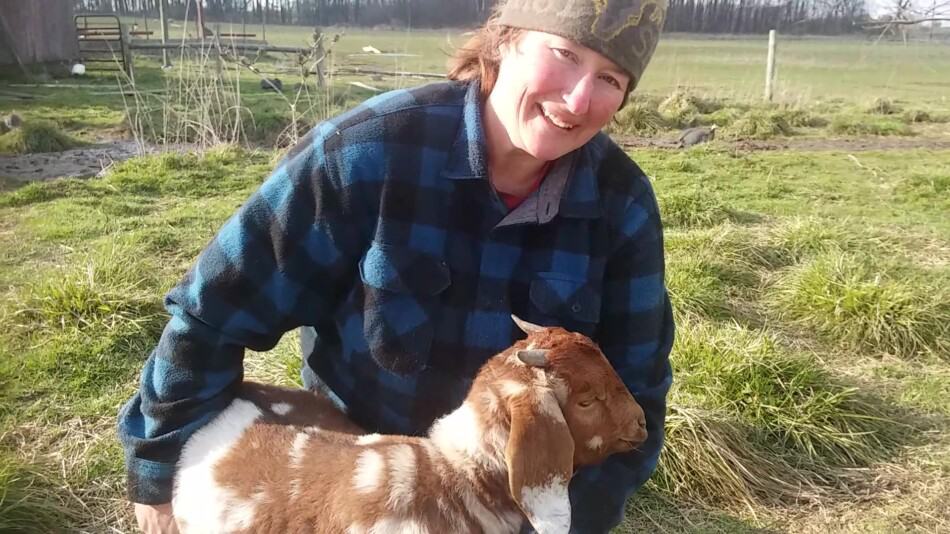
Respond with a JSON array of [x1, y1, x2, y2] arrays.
[[511, 314, 545, 334], [516, 349, 549, 368]]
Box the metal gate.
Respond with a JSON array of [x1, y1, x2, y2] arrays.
[[74, 14, 130, 76]]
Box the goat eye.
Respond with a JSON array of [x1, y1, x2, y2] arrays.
[[578, 399, 594, 408]]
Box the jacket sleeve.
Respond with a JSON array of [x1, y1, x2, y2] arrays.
[[117, 129, 364, 504], [568, 178, 675, 533]]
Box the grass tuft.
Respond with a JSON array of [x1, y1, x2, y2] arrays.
[[728, 109, 793, 139], [14, 241, 164, 335], [610, 99, 667, 136], [772, 253, 949, 358], [653, 320, 906, 508], [0, 452, 78, 532], [867, 98, 901, 115], [0, 121, 85, 154], [659, 189, 733, 228], [829, 114, 913, 136]]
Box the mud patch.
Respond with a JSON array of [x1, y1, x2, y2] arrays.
[[0, 141, 150, 186]]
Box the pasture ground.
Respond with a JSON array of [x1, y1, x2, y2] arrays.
[[0, 26, 948, 533]]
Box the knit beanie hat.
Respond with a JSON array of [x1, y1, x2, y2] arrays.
[[497, 0, 668, 90]]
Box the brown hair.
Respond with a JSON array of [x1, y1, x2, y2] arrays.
[[447, 17, 633, 108], [446, 13, 524, 100]]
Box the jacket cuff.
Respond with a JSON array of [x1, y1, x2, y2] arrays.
[[126, 456, 176, 504]]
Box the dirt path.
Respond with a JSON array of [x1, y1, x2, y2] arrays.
[[0, 141, 150, 184], [618, 135, 950, 152]]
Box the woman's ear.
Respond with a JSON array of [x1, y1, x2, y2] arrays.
[[505, 389, 574, 534]]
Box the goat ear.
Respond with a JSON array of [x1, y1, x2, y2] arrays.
[[511, 314, 545, 335], [516, 349, 549, 368], [505, 390, 574, 534]]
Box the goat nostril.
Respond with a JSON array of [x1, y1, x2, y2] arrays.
[[637, 417, 646, 429]]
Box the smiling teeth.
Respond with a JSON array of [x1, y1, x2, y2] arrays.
[[541, 106, 575, 130]]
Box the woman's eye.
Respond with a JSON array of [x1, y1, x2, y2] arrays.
[[600, 75, 622, 90], [553, 48, 577, 62]]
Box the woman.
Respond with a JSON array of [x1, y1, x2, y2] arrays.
[[123, 1, 673, 532]]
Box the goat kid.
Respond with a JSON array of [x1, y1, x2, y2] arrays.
[[172, 316, 647, 534]]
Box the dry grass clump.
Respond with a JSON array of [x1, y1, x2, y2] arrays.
[[772, 253, 949, 358], [867, 98, 901, 115], [728, 109, 793, 139], [829, 115, 913, 136], [775, 108, 829, 128], [658, 90, 721, 127], [610, 99, 667, 136], [653, 321, 903, 508], [0, 120, 85, 154], [0, 451, 79, 532]]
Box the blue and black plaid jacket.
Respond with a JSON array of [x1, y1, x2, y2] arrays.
[[118, 80, 673, 532]]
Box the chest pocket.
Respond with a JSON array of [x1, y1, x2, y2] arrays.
[[529, 272, 601, 336], [359, 242, 450, 375]]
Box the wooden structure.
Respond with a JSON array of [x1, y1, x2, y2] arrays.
[[0, 0, 80, 71]]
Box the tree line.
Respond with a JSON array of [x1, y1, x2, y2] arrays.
[[74, 0, 872, 35]]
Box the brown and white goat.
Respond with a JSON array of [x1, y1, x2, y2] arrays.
[[172, 316, 647, 534]]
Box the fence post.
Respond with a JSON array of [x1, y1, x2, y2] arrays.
[[158, 0, 171, 67], [765, 29, 777, 102]]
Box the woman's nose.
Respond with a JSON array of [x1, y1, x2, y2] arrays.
[[563, 74, 593, 116]]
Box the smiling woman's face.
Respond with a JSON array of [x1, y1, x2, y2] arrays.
[[487, 30, 630, 163]]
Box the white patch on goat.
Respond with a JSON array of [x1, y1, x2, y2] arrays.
[[534, 388, 566, 424], [586, 436, 604, 450], [520, 476, 571, 534], [345, 524, 367, 534], [173, 399, 263, 532], [368, 517, 430, 534], [304, 425, 322, 435], [386, 444, 416, 510], [288, 431, 310, 500], [356, 433, 383, 445], [429, 402, 482, 469], [270, 401, 293, 416], [353, 449, 385, 494], [290, 431, 310, 469], [498, 379, 527, 398]]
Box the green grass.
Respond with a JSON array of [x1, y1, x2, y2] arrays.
[[772, 253, 949, 358], [1, 144, 946, 532], [0, 121, 86, 154]]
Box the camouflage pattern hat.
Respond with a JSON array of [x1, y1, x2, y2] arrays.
[[497, 0, 668, 90]]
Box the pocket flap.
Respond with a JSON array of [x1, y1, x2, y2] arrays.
[[529, 273, 601, 323], [359, 242, 450, 295]]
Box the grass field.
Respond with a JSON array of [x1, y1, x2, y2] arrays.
[[0, 25, 949, 533]]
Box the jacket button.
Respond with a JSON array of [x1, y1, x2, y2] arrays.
[[571, 303, 582, 313]]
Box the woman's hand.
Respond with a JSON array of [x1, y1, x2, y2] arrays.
[[134, 502, 180, 534]]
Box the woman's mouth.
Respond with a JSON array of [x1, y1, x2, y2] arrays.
[[538, 104, 576, 131]]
